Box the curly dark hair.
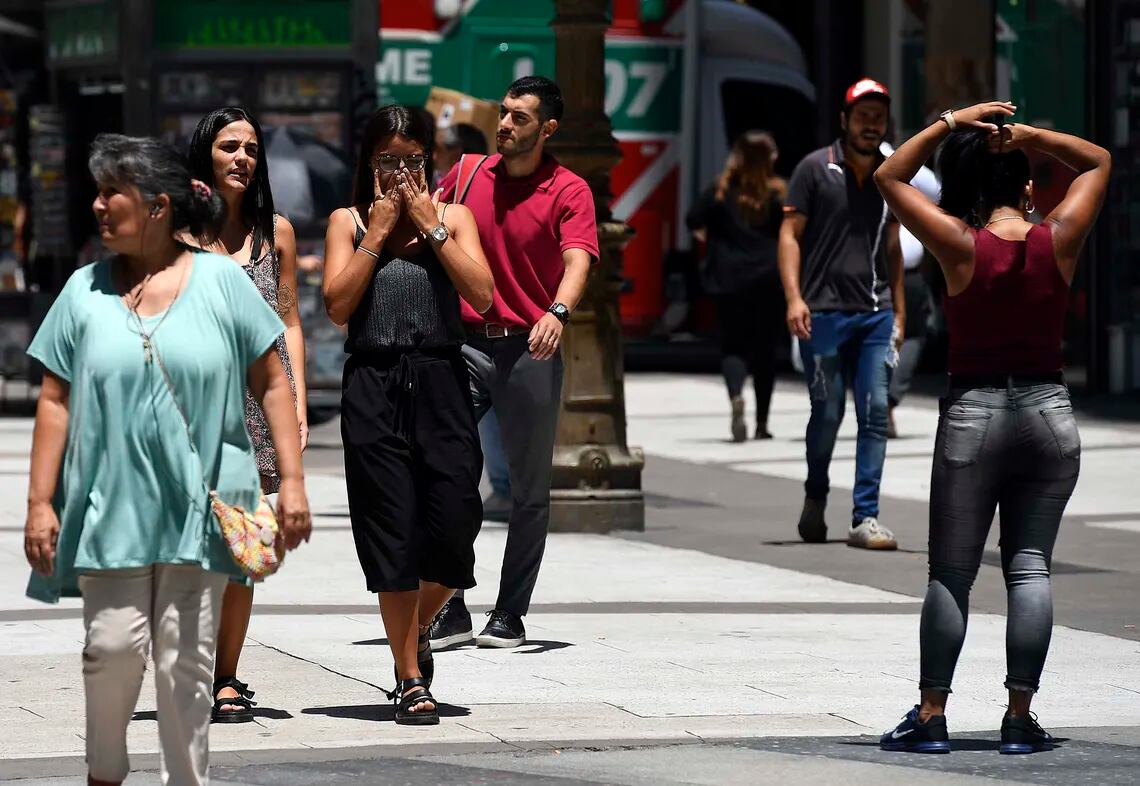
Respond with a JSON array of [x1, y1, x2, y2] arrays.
[[938, 125, 1031, 228]]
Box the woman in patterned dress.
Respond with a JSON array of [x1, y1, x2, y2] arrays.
[[184, 107, 308, 723]]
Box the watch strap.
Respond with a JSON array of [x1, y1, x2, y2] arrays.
[[940, 109, 957, 131]]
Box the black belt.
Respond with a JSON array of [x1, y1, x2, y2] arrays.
[[948, 371, 1065, 389], [465, 323, 530, 339]]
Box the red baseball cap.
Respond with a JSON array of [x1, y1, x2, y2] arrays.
[[845, 78, 891, 108]]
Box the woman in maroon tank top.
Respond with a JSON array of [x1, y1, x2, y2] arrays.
[[872, 102, 1110, 755]]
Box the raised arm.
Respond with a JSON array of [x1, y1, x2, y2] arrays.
[[874, 104, 1013, 272], [322, 172, 401, 326], [396, 170, 493, 312], [1026, 127, 1111, 281]]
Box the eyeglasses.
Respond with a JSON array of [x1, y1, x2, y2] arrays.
[[375, 154, 425, 173]]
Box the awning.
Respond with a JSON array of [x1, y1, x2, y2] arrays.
[[0, 15, 39, 39]]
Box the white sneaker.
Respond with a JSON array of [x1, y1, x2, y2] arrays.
[[848, 517, 898, 550]]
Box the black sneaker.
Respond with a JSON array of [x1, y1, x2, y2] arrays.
[[880, 706, 951, 753], [475, 609, 526, 648], [428, 597, 473, 650], [797, 497, 827, 543], [1000, 713, 1055, 755]]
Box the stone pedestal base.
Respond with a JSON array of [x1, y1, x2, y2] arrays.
[[550, 488, 645, 533], [549, 442, 645, 532]]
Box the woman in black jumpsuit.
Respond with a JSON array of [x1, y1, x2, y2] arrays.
[[322, 106, 493, 725]]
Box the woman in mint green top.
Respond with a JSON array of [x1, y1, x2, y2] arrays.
[[26, 249, 286, 600], [22, 134, 311, 786]]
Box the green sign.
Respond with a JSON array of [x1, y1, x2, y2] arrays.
[[996, 0, 1086, 135], [154, 0, 351, 50], [46, 1, 119, 65], [603, 40, 683, 134]]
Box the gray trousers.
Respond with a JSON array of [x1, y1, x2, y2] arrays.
[[920, 382, 1080, 694], [455, 334, 563, 616]]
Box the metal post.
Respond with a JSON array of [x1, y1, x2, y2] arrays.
[[547, 0, 645, 533], [119, 0, 152, 135], [674, 0, 700, 251]]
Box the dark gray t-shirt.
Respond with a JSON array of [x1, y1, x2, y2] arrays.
[[785, 141, 895, 313]]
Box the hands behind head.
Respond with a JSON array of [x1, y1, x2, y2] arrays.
[[395, 167, 443, 235], [949, 102, 1033, 155], [951, 101, 1016, 132]]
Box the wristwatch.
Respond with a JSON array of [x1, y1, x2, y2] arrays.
[[548, 302, 570, 325], [940, 109, 957, 131], [428, 223, 449, 244]]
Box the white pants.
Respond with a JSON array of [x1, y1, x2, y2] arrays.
[[80, 564, 228, 785]]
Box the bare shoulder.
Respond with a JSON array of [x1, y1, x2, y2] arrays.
[[328, 207, 358, 232], [440, 202, 474, 227], [274, 214, 297, 243]]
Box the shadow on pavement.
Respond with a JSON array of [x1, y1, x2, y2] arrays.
[[132, 707, 295, 722], [511, 640, 574, 655], [837, 736, 1069, 753], [302, 702, 471, 722]]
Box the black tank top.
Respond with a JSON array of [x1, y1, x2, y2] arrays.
[[345, 211, 465, 353]]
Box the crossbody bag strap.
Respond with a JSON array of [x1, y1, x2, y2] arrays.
[[456, 154, 490, 205], [150, 344, 216, 500]]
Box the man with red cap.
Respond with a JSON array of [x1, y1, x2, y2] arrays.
[[778, 78, 905, 550]]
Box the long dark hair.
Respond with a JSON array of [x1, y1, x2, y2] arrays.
[[716, 131, 782, 225], [352, 104, 435, 206], [187, 107, 275, 246], [89, 133, 225, 239], [938, 127, 1031, 228]]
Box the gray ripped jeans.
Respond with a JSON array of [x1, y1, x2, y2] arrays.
[[920, 381, 1080, 694]]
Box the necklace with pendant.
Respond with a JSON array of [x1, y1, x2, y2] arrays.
[[118, 257, 188, 365]]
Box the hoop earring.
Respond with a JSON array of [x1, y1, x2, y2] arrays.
[[1024, 201, 1036, 215]]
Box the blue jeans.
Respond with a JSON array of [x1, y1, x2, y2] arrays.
[[479, 408, 511, 498], [798, 309, 894, 522]]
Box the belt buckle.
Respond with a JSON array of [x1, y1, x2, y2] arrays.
[[485, 324, 509, 339]]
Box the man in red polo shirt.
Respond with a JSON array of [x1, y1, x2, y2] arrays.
[[429, 76, 598, 649]]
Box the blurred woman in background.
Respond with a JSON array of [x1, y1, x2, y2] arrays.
[[687, 131, 786, 442]]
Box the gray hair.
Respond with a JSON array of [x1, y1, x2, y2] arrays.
[[89, 133, 225, 238]]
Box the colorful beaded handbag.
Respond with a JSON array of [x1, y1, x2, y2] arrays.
[[150, 337, 286, 582]]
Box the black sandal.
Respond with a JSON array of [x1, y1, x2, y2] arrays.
[[388, 676, 439, 725], [210, 677, 256, 724], [393, 627, 434, 689]]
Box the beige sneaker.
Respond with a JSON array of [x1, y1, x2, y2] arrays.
[[848, 517, 898, 550], [730, 396, 746, 443]]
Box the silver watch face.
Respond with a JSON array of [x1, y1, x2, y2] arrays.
[[431, 225, 449, 242]]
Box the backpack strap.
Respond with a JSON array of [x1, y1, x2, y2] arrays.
[[456, 154, 490, 205]]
